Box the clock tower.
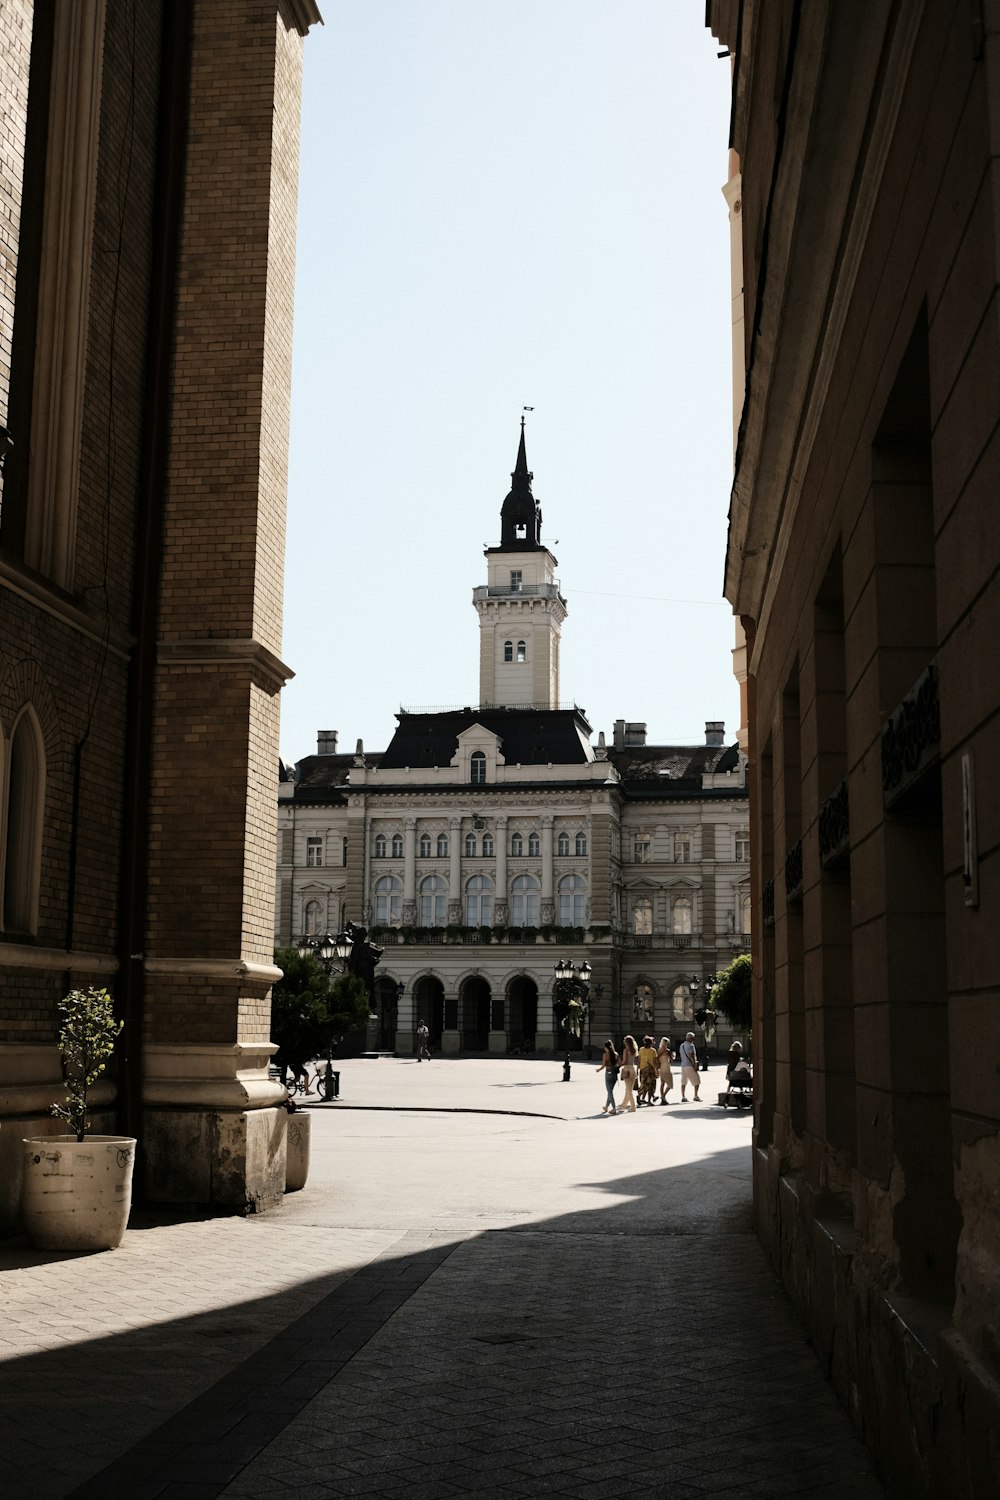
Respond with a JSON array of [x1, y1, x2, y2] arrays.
[[473, 420, 567, 709]]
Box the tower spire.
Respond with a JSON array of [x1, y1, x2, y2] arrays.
[[500, 417, 540, 546]]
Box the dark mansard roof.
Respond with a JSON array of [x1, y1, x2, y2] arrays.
[[377, 706, 593, 770], [608, 740, 744, 798]]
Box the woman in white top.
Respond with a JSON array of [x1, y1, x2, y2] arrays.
[[679, 1031, 701, 1102], [657, 1036, 674, 1104]]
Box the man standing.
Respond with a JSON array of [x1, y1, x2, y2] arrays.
[[416, 1019, 430, 1061], [679, 1031, 701, 1102]]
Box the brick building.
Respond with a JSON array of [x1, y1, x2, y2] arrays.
[[708, 1, 1000, 1492], [276, 428, 749, 1054], [0, 0, 321, 1230]]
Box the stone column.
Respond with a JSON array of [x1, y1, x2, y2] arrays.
[[541, 815, 555, 924], [448, 817, 462, 924], [494, 817, 508, 924], [402, 817, 416, 925]]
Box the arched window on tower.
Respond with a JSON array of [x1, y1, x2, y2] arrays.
[[470, 750, 486, 784], [3, 709, 45, 935]]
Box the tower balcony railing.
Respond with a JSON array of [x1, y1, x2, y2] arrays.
[[472, 583, 562, 601]]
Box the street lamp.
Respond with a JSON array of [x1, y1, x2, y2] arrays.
[[296, 923, 384, 1100], [553, 959, 592, 1082]]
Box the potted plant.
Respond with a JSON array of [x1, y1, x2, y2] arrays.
[[21, 986, 136, 1251]]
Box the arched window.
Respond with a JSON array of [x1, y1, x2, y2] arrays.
[[375, 875, 402, 926], [391, 833, 404, 858], [556, 832, 570, 856], [419, 833, 431, 858], [470, 750, 486, 784], [558, 873, 586, 925], [672, 895, 693, 934], [633, 897, 653, 935], [527, 832, 540, 857], [465, 874, 494, 926], [3, 709, 45, 934], [741, 892, 752, 934], [511, 873, 540, 925], [633, 983, 655, 1025], [516, 640, 526, 662], [436, 833, 449, 858], [464, 834, 477, 857], [419, 873, 447, 926], [671, 981, 691, 1020], [482, 832, 494, 857], [374, 834, 386, 858], [503, 641, 513, 662], [575, 832, 587, 856], [303, 899, 322, 936], [511, 832, 523, 857]]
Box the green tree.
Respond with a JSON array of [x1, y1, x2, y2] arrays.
[[52, 986, 123, 1142], [271, 948, 372, 1059], [327, 971, 372, 1040], [711, 952, 752, 1031]]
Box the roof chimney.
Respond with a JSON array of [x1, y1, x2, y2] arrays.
[[624, 722, 647, 747], [613, 719, 626, 750], [317, 730, 338, 756], [705, 721, 725, 746]]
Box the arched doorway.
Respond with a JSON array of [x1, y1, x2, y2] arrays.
[[414, 974, 445, 1047], [507, 974, 538, 1053], [375, 975, 399, 1051], [460, 975, 491, 1051]]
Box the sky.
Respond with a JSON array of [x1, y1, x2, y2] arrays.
[[280, 1, 737, 764]]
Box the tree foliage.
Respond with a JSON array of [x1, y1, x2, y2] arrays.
[[711, 952, 752, 1031], [52, 986, 123, 1142], [271, 948, 372, 1060]]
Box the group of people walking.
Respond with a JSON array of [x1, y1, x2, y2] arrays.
[[596, 1032, 704, 1113]]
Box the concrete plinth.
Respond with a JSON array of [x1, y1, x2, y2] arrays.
[[441, 1029, 461, 1055], [488, 1030, 508, 1053], [142, 1106, 287, 1213], [285, 1111, 310, 1193]]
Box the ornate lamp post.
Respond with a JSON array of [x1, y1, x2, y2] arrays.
[[553, 958, 592, 1082], [297, 924, 383, 1101]]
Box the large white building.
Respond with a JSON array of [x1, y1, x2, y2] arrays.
[[276, 427, 748, 1054]]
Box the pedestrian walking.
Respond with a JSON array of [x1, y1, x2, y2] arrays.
[[619, 1034, 638, 1112], [416, 1020, 430, 1061], [657, 1035, 674, 1103], [596, 1039, 620, 1113], [637, 1035, 658, 1105], [679, 1031, 701, 1101]]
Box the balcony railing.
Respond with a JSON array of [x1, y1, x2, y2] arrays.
[[620, 931, 703, 950], [472, 583, 562, 601]]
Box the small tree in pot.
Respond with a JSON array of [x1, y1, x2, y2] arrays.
[[22, 985, 136, 1251]]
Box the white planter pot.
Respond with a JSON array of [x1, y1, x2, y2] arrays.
[[285, 1111, 311, 1192], [21, 1136, 136, 1251]]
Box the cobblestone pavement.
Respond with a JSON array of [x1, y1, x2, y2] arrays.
[[0, 1059, 885, 1498]]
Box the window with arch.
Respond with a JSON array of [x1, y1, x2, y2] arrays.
[[482, 832, 494, 857], [575, 832, 587, 856], [516, 640, 526, 662], [464, 833, 477, 857], [633, 983, 655, 1025], [558, 873, 586, 925], [374, 875, 402, 926], [465, 874, 494, 925], [3, 709, 45, 934], [527, 832, 540, 857], [503, 641, 513, 663], [633, 897, 653, 935], [511, 873, 540, 925], [741, 892, 752, 934], [303, 899, 322, 937], [671, 981, 691, 1020], [470, 750, 486, 784], [391, 833, 403, 858], [374, 834, 387, 858], [436, 833, 449, 858], [556, 831, 570, 856], [306, 835, 323, 867], [419, 873, 447, 926], [672, 895, 693, 933], [511, 832, 523, 857], [419, 834, 432, 858]]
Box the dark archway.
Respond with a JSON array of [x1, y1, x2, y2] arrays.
[[506, 974, 538, 1053], [414, 974, 445, 1047], [460, 975, 491, 1051], [375, 975, 399, 1051]]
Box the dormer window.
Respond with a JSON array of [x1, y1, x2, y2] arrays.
[[516, 640, 526, 662], [510, 569, 522, 592], [470, 750, 486, 784]]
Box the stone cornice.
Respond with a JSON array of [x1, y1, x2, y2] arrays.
[[0, 942, 117, 974], [157, 638, 294, 691], [144, 957, 283, 984], [284, 0, 323, 36]]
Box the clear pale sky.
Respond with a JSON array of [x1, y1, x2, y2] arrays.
[[280, 2, 736, 764]]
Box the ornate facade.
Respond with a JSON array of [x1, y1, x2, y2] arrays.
[[276, 431, 748, 1053]]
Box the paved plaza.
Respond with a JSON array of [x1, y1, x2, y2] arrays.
[[1, 1058, 884, 1498]]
